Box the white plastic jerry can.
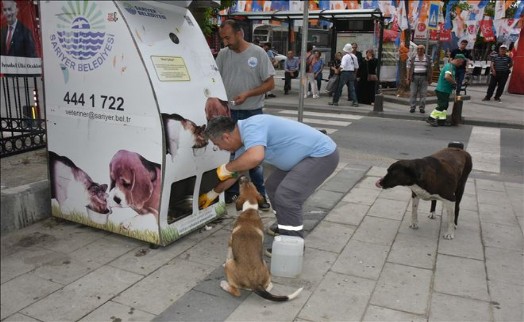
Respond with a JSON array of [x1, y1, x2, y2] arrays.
[[270, 235, 304, 278]]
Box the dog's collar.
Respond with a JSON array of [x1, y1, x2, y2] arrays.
[[242, 201, 259, 212]]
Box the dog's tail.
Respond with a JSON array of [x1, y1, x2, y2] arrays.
[[254, 287, 303, 302]]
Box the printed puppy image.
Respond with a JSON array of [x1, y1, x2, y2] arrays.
[[162, 113, 208, 160], [221, 176, 303, 302], [204, 97, 230, 121], [108, 150, 161, 220], [49, 151, 109, 214], [376, 147, 472, 240]]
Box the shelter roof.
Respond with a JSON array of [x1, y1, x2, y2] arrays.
[[227, 9, 383, 21]]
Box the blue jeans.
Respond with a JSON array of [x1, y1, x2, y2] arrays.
[[227, 108, 266, 197], [333, 71, 357, 104], [455, 68, 465, 95]]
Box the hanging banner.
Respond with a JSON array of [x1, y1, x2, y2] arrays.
[[480, 18, 496, 42], [414, 22, 428, 40], [1, 0, 42, 75], [464, 20, 480, 48], [428, 2, 440, 29]]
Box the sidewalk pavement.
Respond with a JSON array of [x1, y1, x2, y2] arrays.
[[1, 70, 523, 321]]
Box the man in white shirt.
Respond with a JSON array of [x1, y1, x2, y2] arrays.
[[329, 43, 359, 106]]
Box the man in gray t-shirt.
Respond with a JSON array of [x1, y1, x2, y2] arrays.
[[214, 19, 275, 210]]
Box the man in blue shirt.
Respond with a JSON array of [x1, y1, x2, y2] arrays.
[[199, 115, 339, 241], [284, 50, 299, 94]]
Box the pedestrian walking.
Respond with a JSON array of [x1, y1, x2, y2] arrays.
[[329, 43, 359, 107], [215, 19, 274, 209], [426, 54, 466, 127], [407, 45, 433, 113], [482, 44, 513, 102]]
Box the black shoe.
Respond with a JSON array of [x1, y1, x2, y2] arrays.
[[267, 223, 279, 236], [267, 93, 276, 98], [328, 102, 338, 106], [419, 108, 425, 114], [225, 193, 238, 204], [494, 97, 501, 102], [426, 117, 439, 127], [482, 97, 490, 101], [409, 107, 416, 113], [284, 91, 289, 95], [259, 196, 270, 211]]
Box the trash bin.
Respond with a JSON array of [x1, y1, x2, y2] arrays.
[[41, 1, 229, 246]]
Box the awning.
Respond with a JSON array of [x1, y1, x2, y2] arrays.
[[227, 9, 383, 21]]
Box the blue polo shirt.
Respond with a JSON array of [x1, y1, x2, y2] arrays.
[[235, 115, 336, 171]]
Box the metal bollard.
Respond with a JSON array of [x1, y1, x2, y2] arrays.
[[450, 95, 463, 126], [373, 93, 384, 112]]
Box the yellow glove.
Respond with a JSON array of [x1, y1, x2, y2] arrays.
[[216, 164, 238, 181], [199, 189, 219, 209]]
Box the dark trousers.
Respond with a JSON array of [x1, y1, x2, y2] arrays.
[[284, 71, 298, 92], [333, 71, 356, 103], [455, 68, 466, 95], [226, 108, 266, 197], [485, 72, 509, 99], [435, 90, 451, 111]]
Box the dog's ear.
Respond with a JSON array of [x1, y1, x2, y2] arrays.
[[128, 159, 155, 211], [235, 195, 245, 211]]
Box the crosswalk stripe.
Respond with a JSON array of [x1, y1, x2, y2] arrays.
[[276, 110, 363, 120], [467, 126, 500, 173], [280, 115, 350, 127]]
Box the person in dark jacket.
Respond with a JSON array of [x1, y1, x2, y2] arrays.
[[482, 44, 513, 102], [357, 49, 378, 105], [1, 0, 37, 57]]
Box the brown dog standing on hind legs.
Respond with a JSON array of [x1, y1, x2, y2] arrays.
[[375, 147, 472, 240], [220, 176, 303, 301]]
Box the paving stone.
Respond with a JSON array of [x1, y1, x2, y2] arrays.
[[226, 285, 311, 321], [437, 210, 484, 260], [429, 292, 491, 322], [476, 178, 506, 192], [331, 239, 389, 280], [21, 266, 143, 322], [305, 189, 344, 210], [366, 166, 388, 177], [481, 222, 524, 251], [0, 273, 62, 319], [459, 193, 478, 211], [398, 209, 441, 240], [324, 201, 370, 226], [352, 216, 400, 246], [176, 229, 230, 268], [113, 260, 215, 315], [370, 263, 432, 315], [434, 254, 489, 301], [388, 232, 437, 269], [489, 280, 524, 322], [485, 247, 524, 286], [367, 198, 408, 221], [355, 176, 381, 189], [285, 247, 339, 291], [2, 313, 40, 322], [478, 202, 519, 226], [505, 182, 524, 216], [362, 305, 426, 322], [0, 246, 63, 283], [69, 234, 141, 265], [108, 235, 198, 275], [476, 189, 510, 206], [79, 300, 156, 322], [298, 272, 375, 321], [341, 187, 381, 206], [464, 180, 476, 195], [306, 221, 355, 253], [33, 252, 103, 285]]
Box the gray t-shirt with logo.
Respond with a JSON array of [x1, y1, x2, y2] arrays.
[[216, 43, 275, 110]]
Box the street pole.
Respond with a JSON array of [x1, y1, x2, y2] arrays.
[[298, 0, 309, 123]]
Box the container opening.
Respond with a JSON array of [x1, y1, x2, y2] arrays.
[[199, 169, 221, 208], [168, 176, 196, 224]]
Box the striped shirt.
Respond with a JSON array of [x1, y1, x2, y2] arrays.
[[491, 55, 512, 73], [412, 55, 428, 74]]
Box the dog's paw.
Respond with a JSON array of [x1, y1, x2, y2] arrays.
[[443, 233, 454, 240], [220, 280, 230, 292], [428, 212, 436, 219], [409, 223, 419, 229], [266, 282, 273, 292]]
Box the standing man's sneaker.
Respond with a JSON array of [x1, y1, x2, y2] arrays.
[[409, 107, 416, 113], [267, 93, 276, 98], [494, 97, 501, 102], [328, 102, 338, 106], [259, 196, 271, 211], [419, 107, 425, 113], [352, 102, 359, 107], [482, 97, 490, 101]]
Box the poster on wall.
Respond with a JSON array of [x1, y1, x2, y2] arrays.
[[1, 0, 42, 74]]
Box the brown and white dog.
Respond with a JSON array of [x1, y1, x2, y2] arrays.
[[221, 176, 303, 302], [108, 150, 161, 219], [375, 147, 472, 240]]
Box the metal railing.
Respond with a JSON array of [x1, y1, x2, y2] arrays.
[[1, 75, 46, 158]]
